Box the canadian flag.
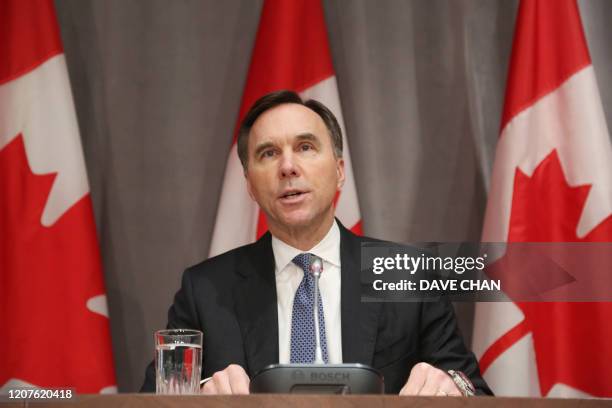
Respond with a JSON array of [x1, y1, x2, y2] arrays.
[[209, 0, 361, 257], [473, 0, 612, 398], [0, 1, 116, 393]]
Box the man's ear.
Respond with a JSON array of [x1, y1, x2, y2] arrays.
[[245, 170, 256, 201], [336, 158, 345, 190]]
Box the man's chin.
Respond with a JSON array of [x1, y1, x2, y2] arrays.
[[272, 210, 322, 229], [274, 211, 334, 231], [276, 216, 312, 229]]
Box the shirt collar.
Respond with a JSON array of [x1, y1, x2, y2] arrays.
[[272, 219, 341, 273]]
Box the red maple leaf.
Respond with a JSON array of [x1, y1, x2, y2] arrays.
[[0, 135, 115, 392], [480, 149, 612, 396]]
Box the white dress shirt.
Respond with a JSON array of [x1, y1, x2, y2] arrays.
[[272, 220, 343, 364]]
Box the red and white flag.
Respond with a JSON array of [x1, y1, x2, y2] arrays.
[[0, 1, 116, 393], [473, 0, 612, 397], [209, 0, 362, 257]]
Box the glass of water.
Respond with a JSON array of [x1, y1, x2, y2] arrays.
[[155, 329, 203, 394]]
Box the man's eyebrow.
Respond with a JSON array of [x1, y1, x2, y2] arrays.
[[295, 133, 321, 145]]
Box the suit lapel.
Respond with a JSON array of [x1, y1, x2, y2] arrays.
[[233, 233, 279, 376], [339, 223, 382, 365]]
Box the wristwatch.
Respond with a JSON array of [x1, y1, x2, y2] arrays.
[[447, 370, 476, 396]]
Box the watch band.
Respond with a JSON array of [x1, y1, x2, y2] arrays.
[[447, 370, 476, 396]]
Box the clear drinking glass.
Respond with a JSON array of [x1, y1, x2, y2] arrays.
[[155, 329, 203, 394]]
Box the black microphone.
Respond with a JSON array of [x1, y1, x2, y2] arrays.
[[309, 256, 325, 364]]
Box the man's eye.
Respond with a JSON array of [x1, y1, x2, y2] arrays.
[[261, 150, 276, 158], [299, 144, 313, 151]]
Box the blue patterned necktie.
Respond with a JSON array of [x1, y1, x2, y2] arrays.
[[290, 253, 329, 364]]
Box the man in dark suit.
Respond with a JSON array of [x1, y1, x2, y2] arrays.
[[142, 90, 492, 396]]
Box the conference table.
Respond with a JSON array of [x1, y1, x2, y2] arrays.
[[2, 394, 611, 407]]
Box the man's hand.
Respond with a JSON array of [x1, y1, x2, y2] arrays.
[[399, 362, 462, 396], [201, 364, 250, 395]]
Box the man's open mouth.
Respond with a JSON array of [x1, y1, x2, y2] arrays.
[[279, 190, 308, 200]]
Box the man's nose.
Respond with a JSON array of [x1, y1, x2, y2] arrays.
[[279, 152, 300, 178]]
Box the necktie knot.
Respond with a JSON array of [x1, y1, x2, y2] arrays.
[[292, 252, 316, 275]]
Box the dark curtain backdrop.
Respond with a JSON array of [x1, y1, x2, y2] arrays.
[[54, 0, 612, 392]]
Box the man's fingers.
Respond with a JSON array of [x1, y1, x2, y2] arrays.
[[227, 364, 250, 395], [201, 364, 250, 395], [436, 386, 462, 396], [436, 373, 462, 396], [400, 362, 464, 397], [419, 368, 445, 396], [399, 362, 427, 395], [422, 367, 455, 396], [445, 387, 463, 397], [211, 370, 232, 394], [201, 379, 217, 395]]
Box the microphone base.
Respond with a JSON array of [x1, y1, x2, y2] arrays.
[[249, 363, 384, 394]]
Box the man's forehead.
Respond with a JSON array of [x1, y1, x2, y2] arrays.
[[250, 103, 327, 140]]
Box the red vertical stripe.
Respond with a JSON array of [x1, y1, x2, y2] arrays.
[[0, 0, 63, 85], [500, 0, 591, 131], [234, 0, 335, 143]]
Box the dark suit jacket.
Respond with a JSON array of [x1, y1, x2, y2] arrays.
[[142, 223, 492, 395]]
